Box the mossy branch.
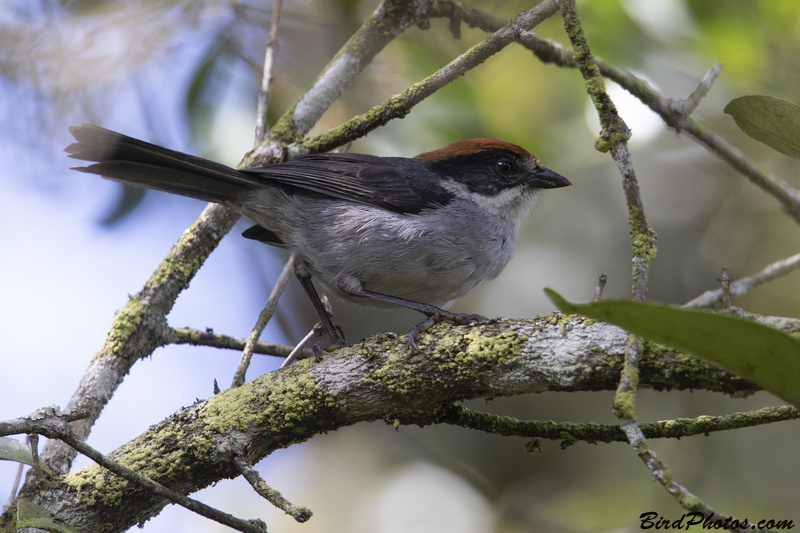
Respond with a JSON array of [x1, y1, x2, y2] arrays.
[[4, 313, 783, 532], [437, 404, 800, 448], [244, 0, 451, 166], [39, 204, 241, 476], [302, 0, 561, 155], [432, 4, 800, 226], [10, 3, 797, 532]]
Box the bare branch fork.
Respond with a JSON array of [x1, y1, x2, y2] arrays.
[[684, 252, 800, 308]]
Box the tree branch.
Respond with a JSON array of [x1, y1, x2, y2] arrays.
[[231, 253, 296, 388], [684, 252, 800, 308], [39, 203, 241, 475], [168, 327, 306, 359], [5, 313, 773, 532], [431, 5, 800, 226], [232, 456, 312, 523], [555, 3, 758, 529], [6, 409, 267, 533], [521, 29, 800, 226], [438, 404, 800, 447], [303, 0, 561, 154], [254, 0, 283, 144], [244, 0, 448, 165]]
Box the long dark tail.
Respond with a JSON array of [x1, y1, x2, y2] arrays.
[[65, 124, 261, 203]]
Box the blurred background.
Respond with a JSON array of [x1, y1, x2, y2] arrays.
[[2, 0, 799, 531]]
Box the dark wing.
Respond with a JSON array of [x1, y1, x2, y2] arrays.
[[244, 153, 454, 215], [241, 225, 285, 246]]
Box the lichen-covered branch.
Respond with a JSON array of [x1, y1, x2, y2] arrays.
[[232, 456, 312, 523], [303, 0, 560, 154], [244, 0, 446, 165], [9, 3, 795, 531], [39, 203, 241, 476], [431, 4, 800, 226], [6, 410, 268, 533], [438, 404, 800, 447], [3, 313, 774, 532], [555, 4, 762, 530]]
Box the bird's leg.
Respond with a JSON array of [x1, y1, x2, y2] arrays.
[[295, 273, 347, 347], [344, 288, 487, 350]]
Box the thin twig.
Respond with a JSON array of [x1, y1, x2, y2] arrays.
[[669, 62, 721, 116], [169, 326, 306, 359], [522, 30, 800, 224], [231, 253, 296, 388], [674, 118, 800, 223], [684, 252, 800, 308], [233, 455, 312, 522], [4, 462, 23, 510], [302, 0, 561, 154], [280, 323, 322, 369], [254, 0, 283, 144], [440, 404, 800, 446], [591, 274, 607, 302], [613, 142, 656, 301], [719, 266, 731, 308], [559, 4, 763, 529]]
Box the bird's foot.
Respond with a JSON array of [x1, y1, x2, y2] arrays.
[[408, 308, 488, 351]]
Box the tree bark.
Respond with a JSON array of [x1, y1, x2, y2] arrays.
[[4, 314, 761, 533]]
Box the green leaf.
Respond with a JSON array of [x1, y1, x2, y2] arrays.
[[16, 499, 82, 533], [724, 95, 800, 159], [0, 436, 34, 466], [545, 288, 800, 406]]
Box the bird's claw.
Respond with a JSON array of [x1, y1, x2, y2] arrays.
[[313, 323, 348, 359], [407, 310, 488, 351], [311, 339, 348, 360]]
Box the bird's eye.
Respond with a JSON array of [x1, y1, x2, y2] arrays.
[[496, 160, 513, 175]]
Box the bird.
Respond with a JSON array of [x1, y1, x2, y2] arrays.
[[66, 124, 571, 349]]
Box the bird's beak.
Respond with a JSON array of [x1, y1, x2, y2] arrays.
[[528, 165, 571, 189]]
